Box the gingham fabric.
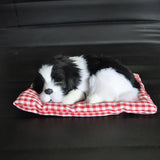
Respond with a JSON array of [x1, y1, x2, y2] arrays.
[[13, 74, 157, 117]]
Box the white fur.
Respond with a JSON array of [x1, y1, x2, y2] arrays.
[[63, 89, 85, 104], [39, 65, 53, 83], [87, 68, 139, 103], [38, 64, 64, 103]]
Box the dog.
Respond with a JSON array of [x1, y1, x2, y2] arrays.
[[32, 55, 140, 104]]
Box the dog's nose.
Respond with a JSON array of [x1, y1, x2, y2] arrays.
[[44, 89, 53, 95]]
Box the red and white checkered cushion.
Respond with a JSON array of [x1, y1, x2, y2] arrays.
[[13, 74, 157, 117]]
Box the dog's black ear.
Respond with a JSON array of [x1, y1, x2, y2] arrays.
[[50, 55, 81, 95], [63, 64, 80, 95], [32, 73, 44, 94]]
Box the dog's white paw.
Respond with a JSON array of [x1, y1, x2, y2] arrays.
[[63, 97, 76, 105], [87, 94, 104, 104], [62, 89, 85, 105]]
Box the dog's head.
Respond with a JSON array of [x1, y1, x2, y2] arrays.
[[32, 56, 80, 103]]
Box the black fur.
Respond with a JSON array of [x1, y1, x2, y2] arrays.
[[48, 55, 81, 95], [84, 55, 140, 89], [33, 73, 45, 94]]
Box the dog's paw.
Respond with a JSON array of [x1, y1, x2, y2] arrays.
[[87, 94, 116, 103], [62, 89, 85, 105], [62, 97, 76, 105], [87, 94, 104, 104]]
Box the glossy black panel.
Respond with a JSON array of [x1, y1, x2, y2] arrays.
[[0, 1, 160, 160], [15, 0, 160, 26], [1, 23, 160, 47], [0, 4, 17, 27]]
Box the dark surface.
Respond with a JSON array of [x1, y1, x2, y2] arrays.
[[0, 0, 160, 160]]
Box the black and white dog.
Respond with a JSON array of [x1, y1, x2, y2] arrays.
[[33, 55, 140, 104]]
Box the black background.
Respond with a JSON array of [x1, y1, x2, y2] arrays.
[[0, 0, 160, 159]]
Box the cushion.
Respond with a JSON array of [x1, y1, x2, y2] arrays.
[[13, 74, 157, 117]]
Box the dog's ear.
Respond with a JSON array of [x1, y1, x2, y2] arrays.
[[50, 55, 80, 95], [63, 65, 80, 95], [32, 73, 44, 94]]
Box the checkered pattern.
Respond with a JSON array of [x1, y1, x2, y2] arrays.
[[13, 74, 157, 117]]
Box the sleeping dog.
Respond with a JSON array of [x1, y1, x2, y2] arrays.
[[33, 55, 140, 104]]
